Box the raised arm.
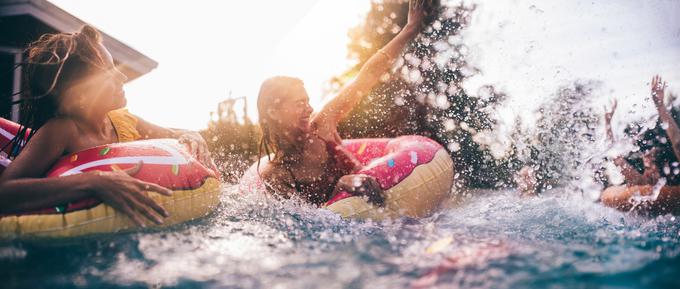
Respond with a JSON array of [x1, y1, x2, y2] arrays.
[[313, 0, 431, 130], [651, 75, 680, 160], [603, 98, 644, 183], [135, 115, 214, 168], [604, 99, 617, 143]]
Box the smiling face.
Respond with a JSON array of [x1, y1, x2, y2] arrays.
[[258, 77, 314, 150], [273, 84, 314, 133], [60, 43, 128, 117]]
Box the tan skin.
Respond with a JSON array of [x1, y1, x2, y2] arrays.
[[601, 75, 680, 212], [604, 99, 660, 185], [0, 43, 212, 227], [260, 0, 431, 204]]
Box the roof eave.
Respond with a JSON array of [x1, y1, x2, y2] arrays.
[[0, 0, 158, 81]]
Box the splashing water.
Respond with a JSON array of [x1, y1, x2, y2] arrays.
[[3, 1, 680, 288], [1, 186, 679, 289]]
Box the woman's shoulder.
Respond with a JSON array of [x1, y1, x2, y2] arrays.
[[39, 117, 78, 138], [258, 161, 287, 180], [14, 117, 76, 161], [256, 160, 297, 197]]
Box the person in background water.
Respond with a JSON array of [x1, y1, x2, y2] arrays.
[[601, 75, 680, 213], [255, 0, 434, 206], [0, 25, 213, 227], [603, 99, 660, 186]]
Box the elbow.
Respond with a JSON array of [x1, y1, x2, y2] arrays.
[[0, 187, 16, 214]]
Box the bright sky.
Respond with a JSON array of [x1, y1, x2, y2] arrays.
[[51, 0, 371, 130], [462, 0, 680, 134], [47, 0, 680, 136]]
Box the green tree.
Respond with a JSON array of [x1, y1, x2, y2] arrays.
[[201, 97, 261, 183], [334, 1, 513, 188]]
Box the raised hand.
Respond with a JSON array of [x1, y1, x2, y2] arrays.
[[514, 166, 538, 197], [89, 161, 172, 227], [604, 99, 617, 142], [407, 0, 435, 29], [604, 99, 617, 125], [651, 75, 667, 108], [314, 0, 438, 129], [179, 132, 215, 170]]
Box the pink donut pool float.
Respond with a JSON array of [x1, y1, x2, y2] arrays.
[[240, 135, 455, 220]]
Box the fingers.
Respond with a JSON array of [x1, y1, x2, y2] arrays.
[[130, 191, 168, 222], [139, 180, 173, 196], [410, 0, 424, 10], [118, 186, 169, 225], [186, 138, 214, 168], [192, 142, 199, 157], [95, 167, 176, 228], [197, 144, 210, 166], [123, 192, 164, 225], [652, 75, 659, 87], [136, 205, 164, 225], [115, 201, 147, 227], [187, 140, 198, 157], [652, 75, 666, 92]]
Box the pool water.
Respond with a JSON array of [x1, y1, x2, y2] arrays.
[[1, 186, 678, 289]]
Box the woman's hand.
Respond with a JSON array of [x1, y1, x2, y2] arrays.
[[333, 174, 385, 206], [651, 75, 667, 108], [514, 166, 538, 197], [313, 0, 437, 128], [406, 0, 431, 29], [178, 132, 215, 169], [604, 99, 617, 126], [89, 162, 173, 227], [604, 99, 618, 142]]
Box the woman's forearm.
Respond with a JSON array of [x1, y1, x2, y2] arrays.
[[357, 24, 419, 86], [605, 123, 614, 143], [657, 106, 680, 160], [321, 24, 420, 124], [0, 174, 94, 214]]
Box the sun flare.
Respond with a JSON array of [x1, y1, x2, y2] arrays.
[[50, 0, 371, 130]]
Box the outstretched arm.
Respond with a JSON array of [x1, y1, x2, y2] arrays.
[[603, 98, 645, 184], [313, 0, 431, 132], [0, 119, 171, 226], [651, 75, 680, 160], [135, 115, 214, 168]]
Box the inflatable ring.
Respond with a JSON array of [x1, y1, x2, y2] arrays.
[[240, 135, 455, 220], [601, 185, 680, 213], [0, 118, 221, 238], [1, 117, 26, 175]]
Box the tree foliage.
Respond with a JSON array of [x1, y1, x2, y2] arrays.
[[334, 1, 513, 188]]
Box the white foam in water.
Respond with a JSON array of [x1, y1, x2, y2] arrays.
[[3, 1, 680, 288], [462, 0, 680, 137], [84, 184, 679, 288]]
